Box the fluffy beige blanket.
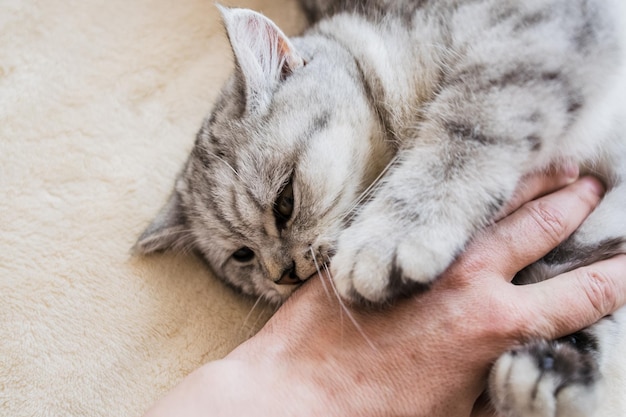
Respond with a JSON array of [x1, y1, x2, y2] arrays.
[[1, 1, 305, 415]]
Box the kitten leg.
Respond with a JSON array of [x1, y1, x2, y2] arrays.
[[330, 0, 622, 303], [332, 115, 529, 302], [332, 56, 616, 303]]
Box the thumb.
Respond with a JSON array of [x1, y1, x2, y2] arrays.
[[520, 255, 626, 339]]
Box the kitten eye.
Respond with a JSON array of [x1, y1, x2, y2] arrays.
[[232, 247, 255, 263], [273, 179, 294, 225]]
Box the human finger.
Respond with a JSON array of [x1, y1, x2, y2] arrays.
[[472, 177, 605, 280], [518, 255, 626, 340], [495, 163, 579, 221]]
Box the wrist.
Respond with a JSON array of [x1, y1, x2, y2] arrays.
[[224, 338, 330, 417]]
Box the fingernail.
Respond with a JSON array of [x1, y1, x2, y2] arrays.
[[581, 176, 605, 197]]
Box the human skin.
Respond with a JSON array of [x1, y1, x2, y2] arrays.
[[144, 171, 626, 417]]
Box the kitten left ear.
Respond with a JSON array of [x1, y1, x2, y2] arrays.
[[218, 5, 305, 114], [134, 191, 191, 255]]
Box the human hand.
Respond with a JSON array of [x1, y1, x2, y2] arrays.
[[144, 168, 626, 417]]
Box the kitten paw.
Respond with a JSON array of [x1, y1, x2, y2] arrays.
[[331, 212, 459, 303], [489, 337, 599, 417]]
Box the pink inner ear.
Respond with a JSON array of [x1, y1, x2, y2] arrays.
[[277, 34, 306, 76], [244, 14, 304, 77]]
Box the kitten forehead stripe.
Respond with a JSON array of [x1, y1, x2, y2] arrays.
[[316, 31, 398, 146], [353, 53, 399, 147], [195, 183, 251, 243]]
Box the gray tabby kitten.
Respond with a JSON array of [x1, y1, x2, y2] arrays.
[[136, 0, 626, 415]]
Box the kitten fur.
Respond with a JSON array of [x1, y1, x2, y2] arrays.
[[136, 1, 626, 415]]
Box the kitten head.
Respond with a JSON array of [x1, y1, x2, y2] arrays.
[[135, 7, 391, 304]]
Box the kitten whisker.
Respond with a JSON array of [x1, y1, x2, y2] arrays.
[[213, 154, 244, 182], [349, 156, 397, 217], [323, 255, 378, 353], [240, 294, 264, 334], [310, 247, 331, 300], [341, 155, 398, 224], [247, 302, 271, 340]]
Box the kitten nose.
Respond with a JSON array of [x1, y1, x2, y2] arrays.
[[275, 262, 302, 285]]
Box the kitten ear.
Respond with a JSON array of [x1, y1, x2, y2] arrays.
[[134, 192, 191, 254], [218, 5, 305, 114]]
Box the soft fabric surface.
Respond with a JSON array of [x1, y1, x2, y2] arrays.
[[1, 1, 305, 415]]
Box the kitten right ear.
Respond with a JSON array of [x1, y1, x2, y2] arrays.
[[134, 192, 191, 254], [218, 5, 305, 114]]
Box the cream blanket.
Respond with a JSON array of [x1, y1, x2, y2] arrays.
[[1, 1, 305, 415]]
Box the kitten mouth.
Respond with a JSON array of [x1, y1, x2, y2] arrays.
[[275, 276, 302, 285], [305, 272, 319, 281], [274, 271, 320, 286]]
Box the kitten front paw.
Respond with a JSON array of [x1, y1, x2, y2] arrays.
[[331, 212, 459, 304], [489, 337, 599, 417]]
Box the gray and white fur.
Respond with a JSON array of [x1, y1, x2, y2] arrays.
[[136, 1, 626, 415]]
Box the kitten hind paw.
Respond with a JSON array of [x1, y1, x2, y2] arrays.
[[489, 339, 599, 417]]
